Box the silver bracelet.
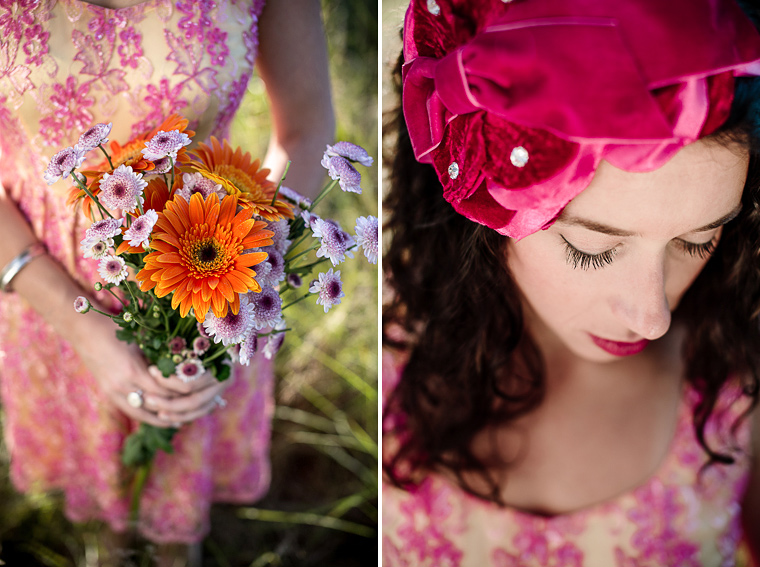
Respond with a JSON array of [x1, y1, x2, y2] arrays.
[[0, 242, 47, 293]]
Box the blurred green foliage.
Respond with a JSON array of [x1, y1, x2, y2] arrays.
[[0, 0, 378, 565]]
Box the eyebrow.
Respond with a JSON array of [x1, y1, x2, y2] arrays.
[[556, 204, 743, 237]]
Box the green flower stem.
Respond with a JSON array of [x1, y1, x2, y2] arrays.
[[98, 144, 114, 171], [169, 157, 175, 191], [284, 242, 319, 263], [308, 178, 339, 212], [258, 327, 291, 336], [149, 297, 171, 334], [203, 344, 232, 364], [282, 293, 311, 311], [122, 281, 141, 312], [104, 286, 129, 309], [283, 232, 312, 260], [72, 172, 112, 219], [290, 257, 331, 274], [270, 160, 291, 206], [129, 461, 152, 527]]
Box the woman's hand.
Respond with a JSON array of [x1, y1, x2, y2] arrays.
[[144, 366, 234, 426]]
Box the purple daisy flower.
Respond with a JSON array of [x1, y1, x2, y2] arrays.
[[98, 164, 147, 213], [278, 186, 312, 209], [247, 285, 283, 330], [324, 141, 373, 167], [98, 255, 128, 285], [124, 209, 158, 249], [76, 122, 112, 152], [150, 156, 174, 174], [142, 129, 192, 161], [312, 218, 354, 266], [176, 172, 227, 202], [74, 296, 91, 313], [202, 295, 254, 346], [239, 328, 259, 366], [320, 155, 362, 194], [81, 240, 110, 259], [301, 210, 320, 229], [355, 215, 378, 264], [175, 358, 205, 383], [286, 273, 303, 288], [265, 219, 291, 256], [258, 248, 286, 287], [193, 336, 211, 356], [262, 322, 287, 360], [168, 336, 186, 355], [45, 146, 85, 185], [84, 217, 123, 245], [310, 268, 345, 313]]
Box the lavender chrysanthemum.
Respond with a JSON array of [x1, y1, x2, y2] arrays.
[[45, 146, 85, 185], [142, 129, 192, 161], [98, 165, 147, 212], [124, 209, 158, 249], [278, 186, 312, 209], [312, 218, 354, 266], [150, 156, 173, 174], [84, 217, 123, 245], [286, 273, 303, 288], [193, 336, 211, 356], [76, 123, 112, 152], [301, 210, 320, 229], [258, 247, 285, 287], [168, 336, 186, 355], [310, 268, 345, 313], [354, 215, 378, 264], [262, 322, 286, 360], [175, 358, 205, 383], [176, 172, 226, 202], [98, 255, 128, 285], [247, 285, 283, 330], [202, 295, 254, 345], [265, 219, 291, 256], [239, 328, 259, 366], [74, 296, 91, 313], [324, 141, 374, 167], [320, 155, 362, 194], [81, 240, 110, 259]]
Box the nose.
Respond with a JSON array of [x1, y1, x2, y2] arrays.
[[610, 258, 672, 341]]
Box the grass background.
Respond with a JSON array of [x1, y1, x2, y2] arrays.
[[0, 0, 378, 565]]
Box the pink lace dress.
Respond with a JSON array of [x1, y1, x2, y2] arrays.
[[0, 0, 273, 543], [382, 349, 753, 566]]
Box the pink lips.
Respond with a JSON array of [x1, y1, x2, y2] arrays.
[[589, 334, 650, 357]]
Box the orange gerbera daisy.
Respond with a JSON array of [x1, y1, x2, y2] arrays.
[[68, 115, 195, 221], [187, 137, 294, 221], [135, 192, 274, 322]]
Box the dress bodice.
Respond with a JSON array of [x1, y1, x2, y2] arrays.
[[382, 349, 753, 567]]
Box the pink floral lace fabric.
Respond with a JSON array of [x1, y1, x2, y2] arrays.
[[382, 349, 753, 566], [0, 0, 272, 543]]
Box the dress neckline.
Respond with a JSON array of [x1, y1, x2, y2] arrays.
[[68, 0, 158, 13]]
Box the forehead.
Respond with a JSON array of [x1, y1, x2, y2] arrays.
[[561, 140, 748, 236]]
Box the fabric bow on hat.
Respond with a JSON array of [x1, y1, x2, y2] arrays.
[[402, 0, 760, 239]]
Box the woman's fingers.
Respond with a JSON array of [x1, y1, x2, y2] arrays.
[[147, 365, 217, 395], [147, 381, 231, 424]]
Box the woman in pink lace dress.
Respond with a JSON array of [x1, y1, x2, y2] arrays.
[[0, 0, 332, 563], [383, 0, 760, 564]]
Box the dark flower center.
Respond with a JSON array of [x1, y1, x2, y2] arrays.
[[327, 281, 341, 297], [199, 244, 217, 263]]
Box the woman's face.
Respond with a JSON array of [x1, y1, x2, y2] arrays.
[[507, 140, 748, 363]]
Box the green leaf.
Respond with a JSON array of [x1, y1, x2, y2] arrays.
[[157, 357, 176, 377]]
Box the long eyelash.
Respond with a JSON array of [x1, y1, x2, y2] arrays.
[[561, 236, 617, 270], [676, 237, 717, 260]]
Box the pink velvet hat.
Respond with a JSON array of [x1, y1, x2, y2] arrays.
[[402, 0, 760, 239]]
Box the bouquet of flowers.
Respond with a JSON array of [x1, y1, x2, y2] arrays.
[[45, 114, 377, 518]]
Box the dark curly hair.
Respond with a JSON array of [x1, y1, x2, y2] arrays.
[[382, 42, 760, 503]]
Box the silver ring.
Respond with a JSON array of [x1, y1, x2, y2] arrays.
[[214, 395, 227, 408], [126, 389, 144, 409]]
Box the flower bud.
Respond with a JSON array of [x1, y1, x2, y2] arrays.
[[122, 312, 133, 322], [94, 282, 103, 291]]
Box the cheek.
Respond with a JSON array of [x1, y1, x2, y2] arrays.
[[664, 256, 711, 309]]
